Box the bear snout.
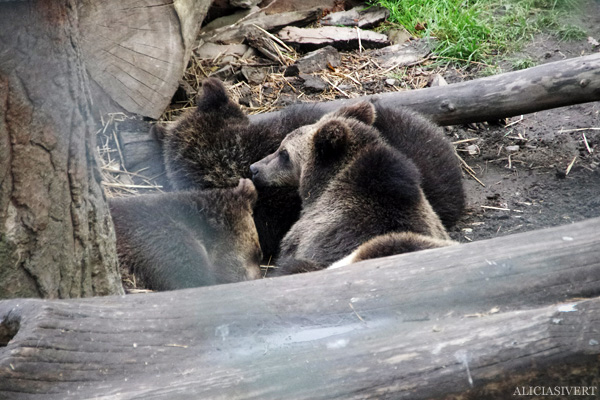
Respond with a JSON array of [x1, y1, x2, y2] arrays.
[[249, 163, 259, 178]]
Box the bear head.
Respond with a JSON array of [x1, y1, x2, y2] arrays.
[[249, 101, 380, 197], [205, 178, 263, 282]]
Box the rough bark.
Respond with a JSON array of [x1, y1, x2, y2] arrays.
[[1, 217, 599, 398], [0, 1, 123, 299], [79, 0, 212, 119], [120, 53, 600, 175]]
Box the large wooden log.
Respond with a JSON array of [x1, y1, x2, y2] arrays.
[[1, 217, 600, 398], [79, 0, 211, 119], [120, 53, 600, 174], [251, 52, 600, 126]]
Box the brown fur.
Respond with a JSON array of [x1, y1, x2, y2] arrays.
[[329, 232, 457, 269], [159, 78, 323, 261], [264, 105, 451, 275], [251, 101, 465, 228], [109, 179, 262, 291]]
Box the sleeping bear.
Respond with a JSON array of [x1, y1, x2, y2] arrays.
[[250, 102, 452, 274], [109, 178, 262, 291]]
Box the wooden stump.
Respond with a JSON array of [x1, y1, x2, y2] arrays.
[[0, 1, 124, 298], [79, 0, 212, 119]]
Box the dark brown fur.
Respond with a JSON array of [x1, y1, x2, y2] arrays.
[[109, 179, 262, 291], [267, 107, 450, 275], [159, 78, 323, 261], [251, 101, 465, 229]]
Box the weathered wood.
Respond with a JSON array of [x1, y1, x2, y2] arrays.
[[198, 6, 323, 45], [252, 52, 600, 125], [79, 0, 211, 119], [1, 217, 600, 398], [0, 1, 123, 299], [321, 5, 390, 29], [278, 26, 391, 51], [121, 53, 600, 175]]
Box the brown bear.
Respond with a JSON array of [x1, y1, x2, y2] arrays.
[[109, 178, 262, 291], [328, 232, 457, 269], [251, 101, 465, 229], [252, 102, 452, 275], [157, 78, 324, 261]]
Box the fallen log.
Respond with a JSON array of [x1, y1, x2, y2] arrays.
[[119, 53, 600, 175], [1, 217, 600, 399], [252, 51, 600, 125]]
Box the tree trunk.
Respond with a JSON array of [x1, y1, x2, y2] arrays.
[[79, 0, 212, 119], [0, 2, 123, 298], [1, 217, 599, 398]]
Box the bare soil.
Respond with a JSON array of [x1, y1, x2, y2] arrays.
[[446, 0, 600, 242]]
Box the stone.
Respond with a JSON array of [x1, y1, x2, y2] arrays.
[[428, 73, 448, 87], [299, 74, 328, 92], [373, 39, 433, 68], [241, 66, 267, 84], [195, 42, 252, 62], [288, 46, 341, 75]]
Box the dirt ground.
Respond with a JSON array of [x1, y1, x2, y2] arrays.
[[446, 0, 600, 242]]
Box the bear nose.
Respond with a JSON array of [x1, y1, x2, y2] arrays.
[[249, 163, 259, 177]]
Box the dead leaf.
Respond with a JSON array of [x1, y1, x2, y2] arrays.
[[415, 22, 427, 31]]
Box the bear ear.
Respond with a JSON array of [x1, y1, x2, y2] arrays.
[[331, 102, 376, 125], [196, 78, 230, 111], [313, 120, 350, 161], [149, 123, 167, 142], [233, 178, 258, 208]]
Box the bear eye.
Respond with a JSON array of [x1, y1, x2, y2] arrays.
[[279, 149, 290, 162]]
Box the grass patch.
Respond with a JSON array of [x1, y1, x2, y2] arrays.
[[511, 57, 537, 70], [371, 0, 586, 65]]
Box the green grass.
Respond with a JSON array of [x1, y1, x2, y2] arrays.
[[371, 0, 586, 65]]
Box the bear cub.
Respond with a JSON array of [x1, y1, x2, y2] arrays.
[[109, 178, 262, 291], [157, 78, 324, 261], [251, 100, 465, 230], [252, 102, 451, 274]]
